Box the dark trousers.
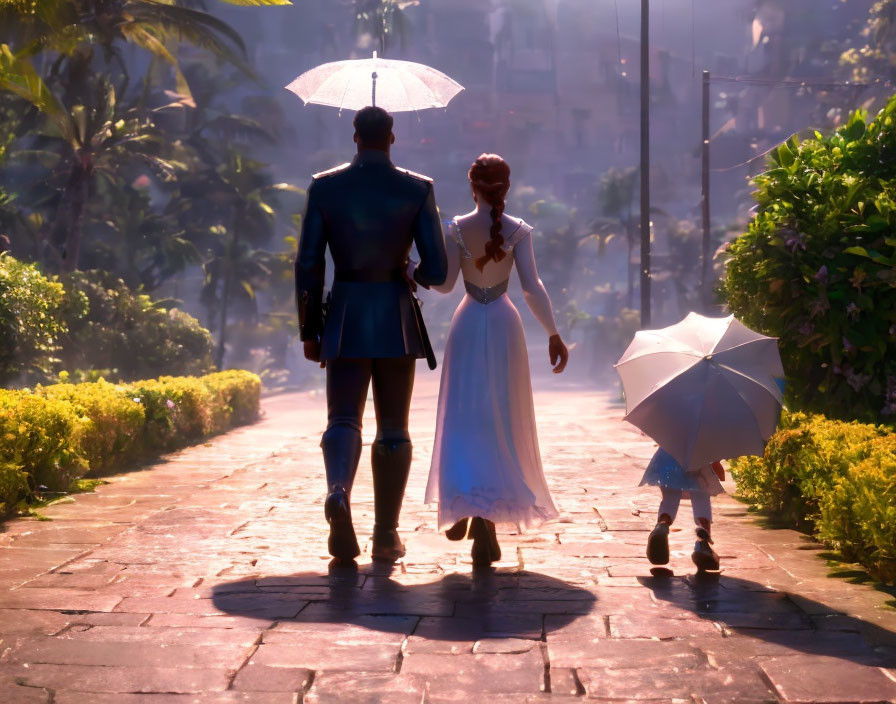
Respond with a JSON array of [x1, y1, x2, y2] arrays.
[[326, 356, 416, 441]]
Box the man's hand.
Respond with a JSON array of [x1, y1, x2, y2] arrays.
[[549, 334, 569, 374], [304, 340, 326, 368]]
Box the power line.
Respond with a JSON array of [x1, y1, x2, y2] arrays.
[[709, 75, 894, 90], [709, 136, 795, 173]]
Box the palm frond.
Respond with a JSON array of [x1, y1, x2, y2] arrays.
[[0, 44, 77, 146], [200, 114, 274, 143], [215, 0, 292, 5], [126, 2, 256, 80]]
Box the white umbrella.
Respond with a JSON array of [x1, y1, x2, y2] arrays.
[[615, 312, 785, 471], [285, 52, 464, 113]]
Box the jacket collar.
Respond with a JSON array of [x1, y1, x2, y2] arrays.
[[353, 149, 393, 168]]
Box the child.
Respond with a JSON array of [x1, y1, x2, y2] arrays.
[[641, 447, 725, 571]]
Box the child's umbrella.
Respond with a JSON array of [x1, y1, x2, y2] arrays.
[[285, 52, 464, 113], [614, 312, 785, 471]]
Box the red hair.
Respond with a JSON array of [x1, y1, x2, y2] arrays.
[[468, 153, 510, 271]]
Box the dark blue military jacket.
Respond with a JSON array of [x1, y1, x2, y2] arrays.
[[295, 149, 447, 360]]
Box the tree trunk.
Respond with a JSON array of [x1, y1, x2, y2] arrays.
[[216, 256, 232, 370], [58, 155, 91, 274], [626, 222, 634, 309], [216, 225, 239, 369]]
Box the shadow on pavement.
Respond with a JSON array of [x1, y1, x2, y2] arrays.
[[211, 561, 597, 641], [640, 573, 896, 666]]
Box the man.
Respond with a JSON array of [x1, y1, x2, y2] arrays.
[[296, 106, 447, 563]]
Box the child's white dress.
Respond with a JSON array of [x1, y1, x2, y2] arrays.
[[425, 216, 559, 531]]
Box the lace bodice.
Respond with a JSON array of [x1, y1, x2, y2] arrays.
[[432, 214, 559, 336]]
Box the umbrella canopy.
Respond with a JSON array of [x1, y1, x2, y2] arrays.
[[285, 52, 464, 113], [615, 312, 785, 471]]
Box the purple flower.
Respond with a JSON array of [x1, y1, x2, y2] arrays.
[[784, 230, 807, 252], [166, 399, 176, 409], [846, 302, 859, 320], [842, 336, 855, 354], [814, 265, 829, 284], [797, 320, 814, 336]]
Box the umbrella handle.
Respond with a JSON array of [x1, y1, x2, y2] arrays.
[[371, 50, 378, 107]]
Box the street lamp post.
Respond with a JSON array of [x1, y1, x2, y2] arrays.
[[640, 0, 651, 328]]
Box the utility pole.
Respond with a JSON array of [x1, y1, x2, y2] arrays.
[[639, 0, 651, 328], [701, 69, 711, 311]]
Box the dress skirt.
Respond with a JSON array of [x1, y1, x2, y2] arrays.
[[425, 292, 558, 531], [639, 447, 724, 497]]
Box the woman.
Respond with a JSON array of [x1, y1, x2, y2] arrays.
[[424, 153, 569, 565]]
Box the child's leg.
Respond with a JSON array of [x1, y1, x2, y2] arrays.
[[689, 490, 712, 531], [648, 486, 680, 565], [689, 489, 719, 571], [657, 487, 682, 524]]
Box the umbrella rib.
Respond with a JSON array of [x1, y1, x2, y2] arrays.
[[621, 355, 705, 420], [717, 366, 767, 445], [711, 335, 777, 356], [615, 348, 703, 367], [716, 363, 784, 404]]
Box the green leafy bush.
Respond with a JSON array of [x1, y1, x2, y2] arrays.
[[723, 95, 896, 423], [0, 370, 261, 516], [0, 255, 71, 386], [731, 411, 896, 583], [0, 260, 216, 387], [59, 270, 215, 382]]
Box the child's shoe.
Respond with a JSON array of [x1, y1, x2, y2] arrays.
[[646, 521, 671, 565], [691, 526, 720, 571]]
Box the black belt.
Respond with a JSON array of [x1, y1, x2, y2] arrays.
[[334, 269, 403, 283]]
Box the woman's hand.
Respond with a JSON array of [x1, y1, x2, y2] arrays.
[[549, 334, 568, 374], [403, 258, 419, 292]]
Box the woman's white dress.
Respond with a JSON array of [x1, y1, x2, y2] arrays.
[[425, 215, 559, 531]]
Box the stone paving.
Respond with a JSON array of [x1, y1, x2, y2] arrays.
[[1, 368, 896, 703]]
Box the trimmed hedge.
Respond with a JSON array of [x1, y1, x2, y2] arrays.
[[731, 411, 896, 584], [0, 370, 261, 516]]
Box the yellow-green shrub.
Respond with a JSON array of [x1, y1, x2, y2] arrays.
[[126, 376, 212, 449], [0, 370, 261, 516], [818, 440, 896, 584], [0, 461, 33, 515], [731, 411, 896, 584], [202, 370, 262, 429], [0, 390, 87, 505], [37, 380, 145, 472]]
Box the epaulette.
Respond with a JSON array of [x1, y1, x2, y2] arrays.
[[312, 163, 350, 180], [395, 166, 433, 183]]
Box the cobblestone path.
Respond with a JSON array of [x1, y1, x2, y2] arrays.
[[1, 370, 895, 703]]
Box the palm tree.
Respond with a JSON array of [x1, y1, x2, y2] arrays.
[[194, 153, 301, 367], [0, 0, 288, 272], [1, 56, 186, 272], [597, 167, 638, 308]]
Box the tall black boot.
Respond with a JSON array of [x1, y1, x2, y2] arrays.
[[370, 438, 411, 562], [321, 425, 362, 562]]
